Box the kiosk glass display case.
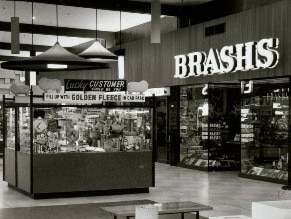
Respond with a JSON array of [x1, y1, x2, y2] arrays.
[[32, 106, 152, 154], [3, 95, 154, 199]]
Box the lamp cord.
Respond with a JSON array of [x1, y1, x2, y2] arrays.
[[32, 1, 34, 52], [119, 9, 121, 49], [13, 0, 16, 16], [56, 3, 59, 42], [96, 8, 98, 41]]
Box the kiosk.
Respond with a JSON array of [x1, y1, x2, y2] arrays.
[[3, 81, 154, 199]]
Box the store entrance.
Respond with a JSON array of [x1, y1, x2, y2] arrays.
[[155, 97, 169, 163], [207, 83, 241, 171], [179, 83, 241, 171]]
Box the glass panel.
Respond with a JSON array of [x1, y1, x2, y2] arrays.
[[6, 108, 15, 150], [179, 85, 208, 168], [207, 84, 241, 170], [241, 78, 289, 180], [19, 107, 31, 153], [156, 98, 167, 162], [179, 83, 241, 171], [0, 106, 3, 154], [33, 107, 152, 154], [0, 106, 3, 141]]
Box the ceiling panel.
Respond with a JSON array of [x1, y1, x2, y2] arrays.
[[0, 1, 153, 31], [0, 0, 212, 62]]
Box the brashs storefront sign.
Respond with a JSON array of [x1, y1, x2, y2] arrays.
[[174, 38, 279, 78], [64, 79, 126, 92]]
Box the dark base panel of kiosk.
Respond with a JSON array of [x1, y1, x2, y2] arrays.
[[32, 152, 153, 198], [8, 184, 149, 199], [239, 173, 287, 185]]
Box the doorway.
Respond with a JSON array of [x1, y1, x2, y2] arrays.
[[178, 83, 241, 171], [155, 97, 169, 163]]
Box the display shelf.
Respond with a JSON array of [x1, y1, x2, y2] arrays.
[[179, 153, 238, 171], [239, 172, 287, 185]]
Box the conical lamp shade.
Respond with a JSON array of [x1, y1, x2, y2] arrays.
[[78, 40, 118, 62], [1, 42, 110, 72]]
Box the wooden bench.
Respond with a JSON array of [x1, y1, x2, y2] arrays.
[[101, 201, 213, 219]]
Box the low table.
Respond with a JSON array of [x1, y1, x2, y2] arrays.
[[101, 201, 213, 219]]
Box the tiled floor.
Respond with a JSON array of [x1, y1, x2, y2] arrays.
[[0, 159, 286, 218]]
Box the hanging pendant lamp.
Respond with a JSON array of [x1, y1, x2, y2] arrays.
[[78, 8, 117, 62], [1, 4, 110, 72], [1, 42, 110, 71]]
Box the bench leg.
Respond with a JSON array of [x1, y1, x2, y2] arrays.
[[196, 211, 199, 219], [181, 212, 184, 219]]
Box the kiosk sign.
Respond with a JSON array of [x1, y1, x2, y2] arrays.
[[64, 79, 126, 92], [44, 93, 145, 103]]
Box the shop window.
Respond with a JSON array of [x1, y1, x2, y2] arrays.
[[178, 84, 241, 171], [240, 78, 289, 183]]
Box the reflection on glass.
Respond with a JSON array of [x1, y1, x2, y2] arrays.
[[19, 107, 31, 153], [179, 85, 207, 166], [6, 108, 15, 150]]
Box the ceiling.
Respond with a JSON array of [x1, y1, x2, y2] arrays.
[[0, 0, 215, 63]]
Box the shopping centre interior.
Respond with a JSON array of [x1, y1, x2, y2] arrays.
[[1, 0, 291, 218]]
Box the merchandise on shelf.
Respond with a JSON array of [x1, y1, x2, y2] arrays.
[[13, 106, 153, 154]]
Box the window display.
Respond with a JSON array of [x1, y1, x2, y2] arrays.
[[179, 84, 241, 171], [240, 78, 289, 182], [31, 107, 152, 154], [179, 85, 211, 170]]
